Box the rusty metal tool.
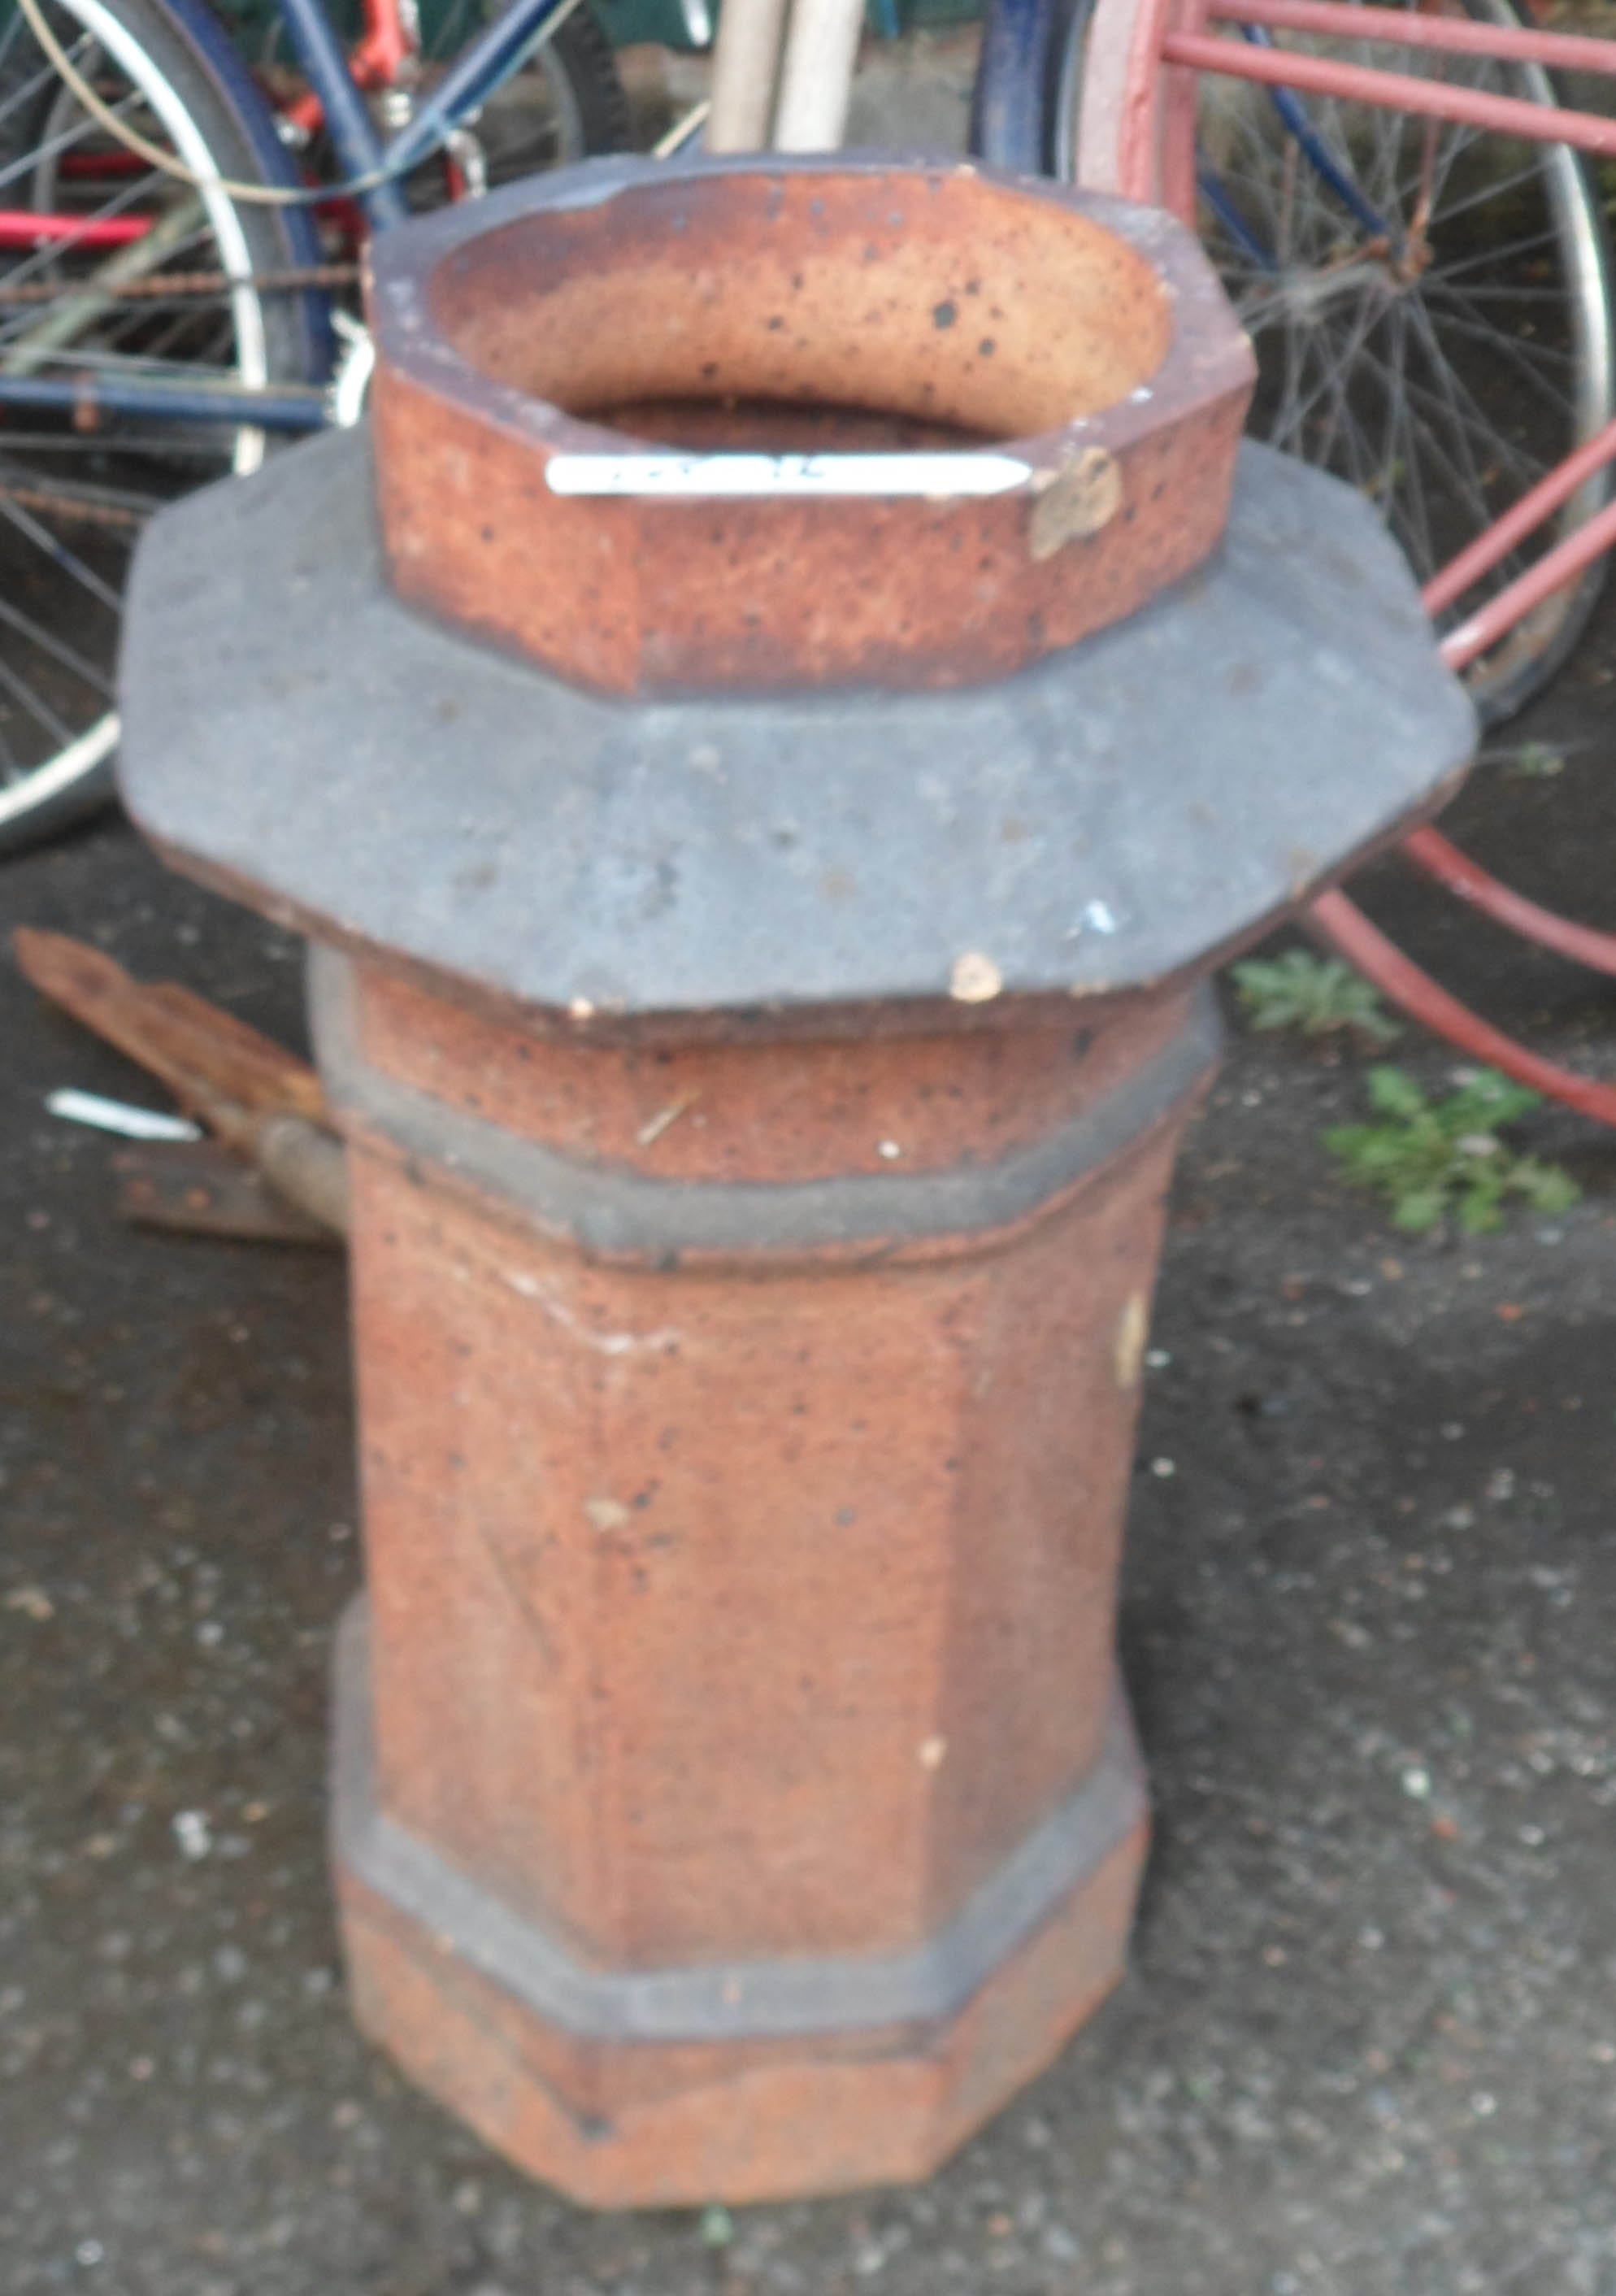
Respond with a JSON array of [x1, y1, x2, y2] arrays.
[[112, 1136, 341, 1243], [15, 925, 345, 1239]]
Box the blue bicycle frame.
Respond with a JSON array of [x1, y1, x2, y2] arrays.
[[278, 0, 597, 223]]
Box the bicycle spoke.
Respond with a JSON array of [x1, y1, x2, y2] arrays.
[[1357, 306, 1438, 576], [1279, 290, 1385, 447], [424, 0, 482, 60], [1418, 285, 1581, 405], [1354, 325, 1547, 488], [0, 589, 115, 694], [0, 489, 124, 611], [1353, 316, 1544, 534], [1431, 221, 1584, 287], [0, 647, 78, 750], [0, 49, 80, 141], [1375, 285, 1410, 513], [1418, 155, 1562, 237], [1401, 297, 1508, 538], [0, 454, 156, 515], [1309, 337, 1381, 489], [0, 143, 167, 314], [0, 427, 167, 453], [0, 74, 146, 202], [1404, 302, 1562, 481], [1421, 283, 1590, 307], [6, 337, 241, 379]]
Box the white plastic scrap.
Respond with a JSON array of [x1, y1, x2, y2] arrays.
[[46, 1089, 201, 1142]]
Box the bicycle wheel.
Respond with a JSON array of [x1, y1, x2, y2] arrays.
[[0, 0, 326, 853], [987, 0, 1616, 724]]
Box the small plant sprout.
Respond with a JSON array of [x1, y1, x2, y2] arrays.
[[1231, 948, 1402, 1046], [1506, 740, 1566, 780], [1323, 1067, 1580, 1235]]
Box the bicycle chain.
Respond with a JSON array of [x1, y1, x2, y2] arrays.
[[0, 261, 359, 307]]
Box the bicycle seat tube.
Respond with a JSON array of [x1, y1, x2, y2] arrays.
[[276, 0, 411, 226]]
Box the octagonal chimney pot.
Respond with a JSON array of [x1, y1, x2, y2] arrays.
[[118, 154, 1474, 2209]]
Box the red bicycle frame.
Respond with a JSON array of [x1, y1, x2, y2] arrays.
[[0, 0, 418, 250], [1074, 0, 1616, 1125]]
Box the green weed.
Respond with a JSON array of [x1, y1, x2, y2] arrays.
[[1232, 949, 1401, 1046], [1323, 1066, 1579, 1235], [1506, 740, 1566, 781]]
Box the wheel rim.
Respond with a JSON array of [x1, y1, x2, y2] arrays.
[[0, 0, 272, 820]]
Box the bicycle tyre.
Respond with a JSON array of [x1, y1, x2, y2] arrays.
[[0, 0, 326, 854], [489, 5, 632, 172], [975, 0, 1616, 724]]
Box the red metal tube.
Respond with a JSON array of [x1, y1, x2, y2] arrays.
[[59, 153, 146, 179], [1403, 441, 1616, 1081], [1097, 0, 1179, 203], [1437, 490, 1616, 672], [0, 211, 149, 249], [1308, 888, 1616, 1128], [280, 88, 325, 137], [1158, 29, 1616, 155], [1403, 421, 1616, 1009], [1206, 0, 1616, 76], [1421, 416, 1616, 620], [350, 0, 415, 90], [1401, 828, 1616, 978]]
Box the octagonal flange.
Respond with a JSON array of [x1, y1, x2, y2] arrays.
[[365, 154, 1256, 696], [119, 427, 1473, 1034]]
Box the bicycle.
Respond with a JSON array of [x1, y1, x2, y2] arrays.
[[0, 0, 633, 852], [973, 0, 1616, 1128], [975, 0, 1616, 720]]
